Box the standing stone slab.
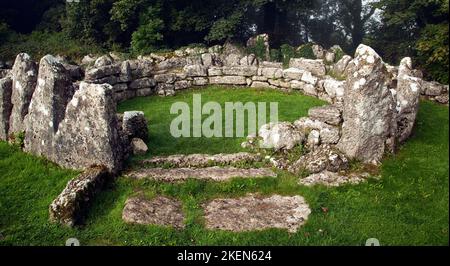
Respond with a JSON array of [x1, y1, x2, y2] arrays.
[[24, 55, 73, 157], [337, 44, 395, 164], [9, 53, 38, 134], [53, 82, 124, 173], [0, 77, 12, 140], [395, 57, 421, 143]]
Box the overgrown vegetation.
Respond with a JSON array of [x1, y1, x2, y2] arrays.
[[0, 87, 448, 246]]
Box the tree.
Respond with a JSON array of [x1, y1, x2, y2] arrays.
[[367, 0, 448, 83]]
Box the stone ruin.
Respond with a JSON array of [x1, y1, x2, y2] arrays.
[[0, 36, 448, 227]]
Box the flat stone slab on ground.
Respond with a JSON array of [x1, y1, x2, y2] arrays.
[[126, 167, 276, 182], [203, 194, 311, 233], [299, 170, 369, 187], [140, 152, 262, 168], [122, 196, 185, 229]]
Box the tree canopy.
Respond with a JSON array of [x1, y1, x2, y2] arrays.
[[0, 0, 448, 83]]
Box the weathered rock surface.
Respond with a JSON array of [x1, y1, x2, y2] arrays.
[[126, 167, 276, 182], [289, 144, 349, 174], [209, 76, 247, 85], [289, 58, 326, 76], [395, 57, 421, 143], [203, 194, 311, 233], [0, 77, 12, 140], [299, 170, 368, 187], [337, 44, 395, 164], [53, 82, 124, 172], [49, 166, 110, 227], [131, 138, 148, 155], [24, 55, 74, 157], [333, 55, 352, 76], [294, 117, 340, 144], [122, 196, 185, 229], [140, 152, 262, 168], [307, 105, 342, 126], [9, 53, 38, 134], [122, 111, 148, 141], [258, 122, 305, 150]]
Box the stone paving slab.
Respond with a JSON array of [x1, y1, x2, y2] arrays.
[[203, 194, 311, 233], [125, 167, 276, 182], [299, 170, 369, 187], [122, 196, 185, 229], [139, 152, 262, 168]]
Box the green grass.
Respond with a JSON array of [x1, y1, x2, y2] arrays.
[[117, 86, 326, 158], [0, 87, 448, 246]]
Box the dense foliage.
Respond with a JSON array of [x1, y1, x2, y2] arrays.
[[0, 0, 448, 82]]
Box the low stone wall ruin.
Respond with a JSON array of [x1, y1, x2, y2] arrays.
[[0, 39, 448, 174]]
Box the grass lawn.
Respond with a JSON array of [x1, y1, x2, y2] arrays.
[[0, 86, 448, 246]]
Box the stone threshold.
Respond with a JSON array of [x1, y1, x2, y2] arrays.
[[125, 166, 276, 182]]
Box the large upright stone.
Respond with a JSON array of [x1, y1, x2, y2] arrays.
[[53, 82, 123, 173], [0, 77, 13, 140], [337, 44, 395, 164], [395, 57, 421, 143], [24, 55, 74, 157], [9, 53, 38, 134]]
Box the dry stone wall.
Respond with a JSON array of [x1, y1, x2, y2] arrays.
[[0, 38, 448, 173]]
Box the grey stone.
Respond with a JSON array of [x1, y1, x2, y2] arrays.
[[337, 44, 396, 164], [294, 117, 340, 144], [85, 64, 121, 80], [0, 77, 12, 140], [251, 81, 270, 88], [289, 58, 326, 76], [156, 83, 175, 96], [94, 55, 114, 67], [183, 64, 208, 77], [283, 68, 304, 80], [203, 194, 311, 233], [208, 67, 223, 76], [130, 78, 156, 89], [49, 166, 110, 227], [192, 77, 209, 86], [154, 73, 176, 84], [260, 67, 283, 79], [222, 66, 258, 76], [308, 105, 342, 125], [311, 44, 326, 59], [126, 167, 276, 182], [131, 138, 148, 155], [395, 57, 421, 143], [123, 111, 149, 141], [289, 144, 349, 174], [24, 55, 74, 157], [9, 53, 38, 134], [209, 76, 247, 85], [332, 55, 352, 76], [174, 80, 191, 90], [140, 152, 262, 168], [122, 196, 185, 229], [53, 82, 124, 173], [258, 122, 305, 150], [299, 170, 368, 187]]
